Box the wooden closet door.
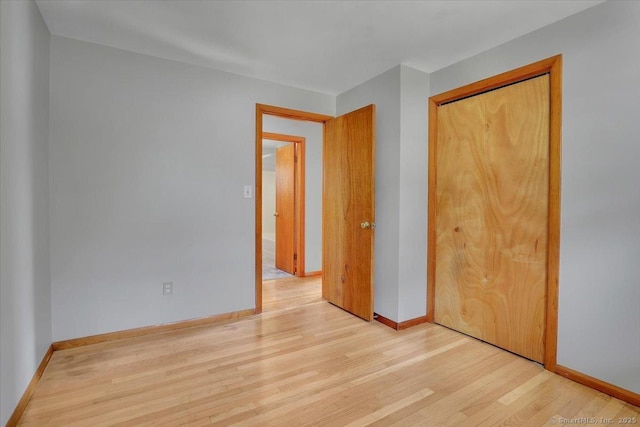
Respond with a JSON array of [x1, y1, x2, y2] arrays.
[[435, 75, 550, 363]]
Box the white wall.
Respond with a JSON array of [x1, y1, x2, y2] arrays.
[[0, 1, 51, 424], [262, 116, 323, 273], [337, 66, 401, 321], [336, 65, 430, 323], [430, 0, 640, 394], [49, 36, 334, 341], [262, 170, 275, 237], [398, 66, 430, 322]]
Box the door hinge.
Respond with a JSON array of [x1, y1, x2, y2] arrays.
[[293, 253, 297, 260]]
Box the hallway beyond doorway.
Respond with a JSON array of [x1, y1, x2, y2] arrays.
[[262, 237, 293, 280]]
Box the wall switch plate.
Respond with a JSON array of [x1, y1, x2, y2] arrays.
[[163, 281, 173, 295], [243, 185, 252, 199]]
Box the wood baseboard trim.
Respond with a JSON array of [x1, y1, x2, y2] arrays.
[[556, 365, 640, 407], [399, 316, 428, 330], [304, 271, 322, 277], [375, 313, 429, 330], [53, 308, 256, 351], [6, 344, 55, 427], [374, 313, 398, 329]]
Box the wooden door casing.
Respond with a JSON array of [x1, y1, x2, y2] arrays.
[[323, 104, 376, 321]]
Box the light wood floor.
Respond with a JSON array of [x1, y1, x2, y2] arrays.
[[19, 278, 639, 426], [263, 275, 322, 312]]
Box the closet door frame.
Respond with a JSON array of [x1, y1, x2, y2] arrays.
[[426, 55, 562, 370]]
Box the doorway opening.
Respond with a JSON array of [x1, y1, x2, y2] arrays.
[[255, 104, 376, 319], [261, 133, 305, 280], [255, 105, 331, 313]]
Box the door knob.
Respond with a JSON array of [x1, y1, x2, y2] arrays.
[[274, 212, 279, 217], [361, 221, 375, 229]]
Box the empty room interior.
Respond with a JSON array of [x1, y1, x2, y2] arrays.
[[1, 0, 639, 425]]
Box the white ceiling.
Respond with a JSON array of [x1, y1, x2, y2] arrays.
[[36, 0, 604, 95]]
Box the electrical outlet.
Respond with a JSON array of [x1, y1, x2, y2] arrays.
[[163, 281, 173, 296]]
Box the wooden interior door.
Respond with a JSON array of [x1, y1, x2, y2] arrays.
[[275, 144, 296, 274], [323, 104, 375, 321], [434, 75, 550, 363]]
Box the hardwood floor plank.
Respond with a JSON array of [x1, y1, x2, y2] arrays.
[[344, 387, 435, 427], [594, 397, 627, 422], [350, 338, 468, 386], [497, 370, 554, 405], [524, 381, 594, 426], [18, 275, 639, 426]]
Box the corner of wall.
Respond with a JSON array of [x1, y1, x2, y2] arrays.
[[0, 0, 52, 424], [397, 65, 430, 322]]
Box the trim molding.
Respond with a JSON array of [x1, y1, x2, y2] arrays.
[[374, 313, 429, 331], [256, 104, 333, 123], [399, 316, 428, 330], [374, 313, 398, 329], [6, 344, 55, 427], [427, 55, 562, 371], [556, 365, 640, 407], [53, 308, 255, 351], [262, 132, 306, 143], [304, 270, 322, 277]]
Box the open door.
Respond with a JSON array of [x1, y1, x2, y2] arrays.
[[275, 144, 296, 274], [323, 104, 376, 321]]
